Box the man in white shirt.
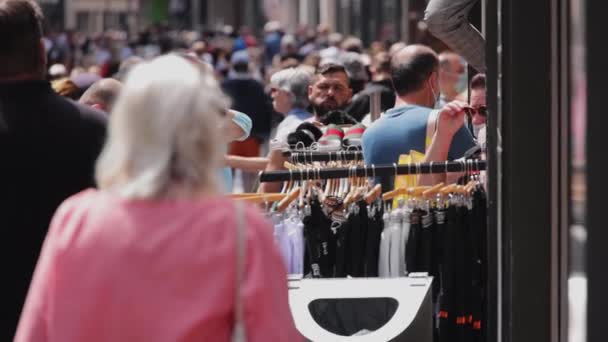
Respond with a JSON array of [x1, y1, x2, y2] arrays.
[[269, 67, 314, 144]]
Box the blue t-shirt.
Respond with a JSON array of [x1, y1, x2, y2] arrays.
[[362, 105, 475, 189]]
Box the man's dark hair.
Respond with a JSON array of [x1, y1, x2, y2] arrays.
[[390, 49, 438, 96], [0, 0, 45, 77], [313, 63, 350, 86], [470, 73, 486, 90]]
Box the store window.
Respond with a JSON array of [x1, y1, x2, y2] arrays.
[[380, 0, 398, 42], [76, 11, 90, 33], [350, 0, 362, 38]]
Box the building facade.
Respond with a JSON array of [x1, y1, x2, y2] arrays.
[[65, 0, 139, 34], [198, 0, 428, 45], [41, 0, 434, 45]]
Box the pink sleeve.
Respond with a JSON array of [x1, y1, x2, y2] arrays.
[[241, 205, 303, 341], [14, 200, 73, 342]]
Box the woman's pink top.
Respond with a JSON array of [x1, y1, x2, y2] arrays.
[[15, 189, 301, 341]]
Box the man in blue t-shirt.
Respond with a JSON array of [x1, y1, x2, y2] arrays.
[[362, 45, 476, 190]]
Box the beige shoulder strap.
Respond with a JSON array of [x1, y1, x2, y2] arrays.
[[232, 201, 246, 342], [425, 109, 440, 150]]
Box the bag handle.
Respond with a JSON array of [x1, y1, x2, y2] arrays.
[[425, 109, 440, 151], [232, 201, 246, 342]]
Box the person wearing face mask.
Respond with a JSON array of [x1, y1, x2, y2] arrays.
[[362, 45, 476, 191], [221, 110, 252, 192], [437, 51, 468, 108]]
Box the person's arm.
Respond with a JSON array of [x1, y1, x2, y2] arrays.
[[225, 155, 269, 173], [419, 101, 469, 186], [258, 149, 287, 193]]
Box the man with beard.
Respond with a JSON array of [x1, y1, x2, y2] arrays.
[[308, 63, 353, 123], [259, 63, 354, 192]]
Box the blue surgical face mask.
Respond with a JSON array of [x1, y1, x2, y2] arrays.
[[230, 110, 252, 142]]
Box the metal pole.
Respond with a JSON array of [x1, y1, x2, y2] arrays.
[[259, 160, 487, 182], [370, 91, 382, 122]]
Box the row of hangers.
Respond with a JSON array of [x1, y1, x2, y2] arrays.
[[229, 159, 483, 213], [229, 156, 378, 213]]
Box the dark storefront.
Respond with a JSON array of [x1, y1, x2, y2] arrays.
[[484, 0, 607, 341]]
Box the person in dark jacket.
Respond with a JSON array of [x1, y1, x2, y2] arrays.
[[0, 0, 107, 339], [346, 52, 396, 122], [221, 50, 273, 192]]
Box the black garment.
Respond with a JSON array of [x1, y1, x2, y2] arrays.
[[419, 211, 434, 273], [432, 208, 447, 341], [431, 209, 447, 303], [405, 210, 422, 273], [438, 205, 459, 342], [363, 201, 384, 277], [455, 205, 474, 342], [471, 188, 488, 341], [346, 79, 396, 122], [333, 218, 349, 278], [303, 199, 335, 278], [347, 201, 369, 277], [221, 77, 273, 142], [1, 80, 107, 340]]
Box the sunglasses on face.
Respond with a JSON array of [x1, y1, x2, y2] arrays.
[[464, 105, 488, 117]]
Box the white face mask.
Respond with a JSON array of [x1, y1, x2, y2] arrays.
[[430, 79, 441, 108], [473, 123, 486, 137]]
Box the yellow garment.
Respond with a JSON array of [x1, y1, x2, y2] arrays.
[[392, 112, 436, 206], [392, 150, 426, 206]]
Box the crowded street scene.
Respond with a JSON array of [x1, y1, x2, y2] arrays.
[[2, 0, 599, 341]]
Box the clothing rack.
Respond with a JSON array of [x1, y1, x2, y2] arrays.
[[259, 160, 487, 183], [282, 150, 364, 163]]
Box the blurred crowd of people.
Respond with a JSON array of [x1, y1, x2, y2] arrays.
[[42, 17, 485, 193], [3, 0, 487, 339]]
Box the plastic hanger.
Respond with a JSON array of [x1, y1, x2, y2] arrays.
[[422, 182, 445, 199], [277, 187, 301, 212], [343, 165, 357, 207], [364, 164, 382, 204], [235, 193, 288, 204]]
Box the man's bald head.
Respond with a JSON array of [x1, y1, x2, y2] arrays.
[[79, 78, 122, 113], [390, 44, 439, 97]]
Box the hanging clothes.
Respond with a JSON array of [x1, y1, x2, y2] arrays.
[[303, 199, 335, 278], [272, 213, 305, 275], [256, 157, 489, 342]]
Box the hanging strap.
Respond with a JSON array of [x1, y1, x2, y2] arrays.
[[425, 109, 440, 151], [232, 201, 247, 342]]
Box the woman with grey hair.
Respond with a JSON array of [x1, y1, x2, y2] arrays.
[[270, 67, 314, 143], [15, 55, 300, 342]]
